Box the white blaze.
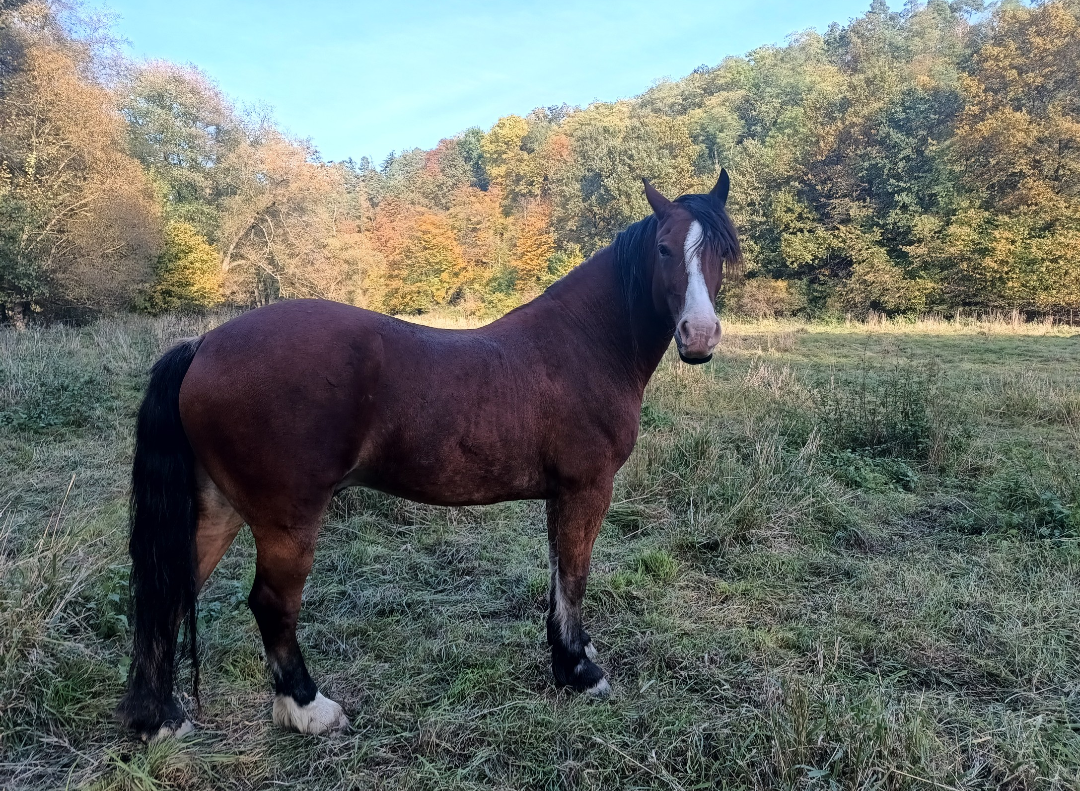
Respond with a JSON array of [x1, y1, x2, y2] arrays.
[[679, 220, 716, 333]]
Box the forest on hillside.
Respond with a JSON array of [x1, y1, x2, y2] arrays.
[[1, 0, 1078, 325]]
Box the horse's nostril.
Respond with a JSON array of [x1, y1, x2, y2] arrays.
[[679, 319, 690, 340]]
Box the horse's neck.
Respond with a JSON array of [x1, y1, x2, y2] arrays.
[[535, 247, 672, 391]]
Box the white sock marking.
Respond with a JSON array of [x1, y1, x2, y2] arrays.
[[148, 719, 193, 742], [272, 692, 348, 734], [586, 677, 612, 698], [552, 574, 579, 648]]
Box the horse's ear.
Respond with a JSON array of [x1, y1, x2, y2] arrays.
[[710, 168, 730, 206], [643, 179, 672, 216]]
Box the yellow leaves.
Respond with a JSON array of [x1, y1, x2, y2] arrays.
[[979, 206, 1080, 310], [139, 222, 222, 314], [377, 210, 469, 315], [936, 2, 1080, 312], [906, 202, 1080, 312], [973, 2, 1080, 112], [409, 213, 470, 302], [956, 1, 1080, 205], [480, 115, 529, 191]]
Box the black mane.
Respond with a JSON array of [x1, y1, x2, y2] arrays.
[[612, 191, 742, 313]]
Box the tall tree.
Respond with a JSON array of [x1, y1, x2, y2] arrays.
[[0, 5, 159, 322], [120, 61, 239, 241]]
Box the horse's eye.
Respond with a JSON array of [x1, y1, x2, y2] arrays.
[[658, 244, 672, 258]]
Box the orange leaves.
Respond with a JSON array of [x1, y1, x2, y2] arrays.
[[511, 202, 556, 292], [0, 31, 161, 311], [373, 202, 471, 314], [369, 183, 565, 313]]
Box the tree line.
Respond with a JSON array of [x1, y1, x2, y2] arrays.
[[1, 0, 1078, 324]]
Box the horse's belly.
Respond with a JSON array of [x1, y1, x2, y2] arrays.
[[347, 435, 546, 506]]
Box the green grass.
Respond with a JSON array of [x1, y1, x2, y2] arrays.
[[1, 312, 1078, 790]]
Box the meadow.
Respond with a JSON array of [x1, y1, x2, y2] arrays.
[[0, 312, 1078, 790]]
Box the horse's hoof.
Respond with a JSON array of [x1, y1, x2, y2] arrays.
[[118, 691, 191, 742], [585, 677, 612, 699], [555, 652, 611, 697], [144, 719, 193, 742], [273, 692, 349, 735]]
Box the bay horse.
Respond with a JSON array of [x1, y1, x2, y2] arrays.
[[117, 172, 740, 739]]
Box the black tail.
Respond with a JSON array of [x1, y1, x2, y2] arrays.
[[116, 337, 203, 735]]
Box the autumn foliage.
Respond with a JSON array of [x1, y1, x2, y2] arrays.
[[2, 0, 1080, 323]]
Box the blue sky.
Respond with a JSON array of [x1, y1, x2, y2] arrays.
[[99, 1, 891, 164]]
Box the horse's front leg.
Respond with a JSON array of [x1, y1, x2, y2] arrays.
[[546, 483, 612, 696]]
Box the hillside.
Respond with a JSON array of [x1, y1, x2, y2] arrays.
[[1, 1, 1078, 324]]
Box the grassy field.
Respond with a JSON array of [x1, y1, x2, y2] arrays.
[[1, 312, 1078, 790]]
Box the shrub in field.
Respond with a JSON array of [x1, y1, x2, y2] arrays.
[[629, 416, 855, 551], [749, 359, 972, 472], [954, 469, 1080, 540], [981, 368, 1080, 428], [136, 221, 223, 315], [824, 450, 920, 493], [725, 277, 807, 319], [811, 364, 936, 459]]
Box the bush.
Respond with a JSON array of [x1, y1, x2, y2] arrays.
[[954, 470, 1080, 540], [745, 358, 970, 470], [812, 363, 935, 459], [837, 256, 937, 317], [137, 222, 223, 314], [726, 278, 806, 319]]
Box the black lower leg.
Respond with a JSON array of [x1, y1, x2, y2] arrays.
[[248, 574, 317, 705], [116, 670, 186, 735], [545, 491, 608, 693], [116, 610, 187, 735], [547, 576, 604, 691]]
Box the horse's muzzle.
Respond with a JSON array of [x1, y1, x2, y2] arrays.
[[674, 317, 721, 365]]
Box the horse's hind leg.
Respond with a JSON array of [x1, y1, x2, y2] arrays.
[[194, 466, 244, 590], [248, 523, 348, 734], [547, 483, 612, 697]]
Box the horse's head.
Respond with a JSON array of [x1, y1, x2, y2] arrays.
[[642, 171, 740, 364]]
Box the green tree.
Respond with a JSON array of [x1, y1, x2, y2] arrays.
[[550, 104, 698, 254], [120, 62, 240, 241]]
